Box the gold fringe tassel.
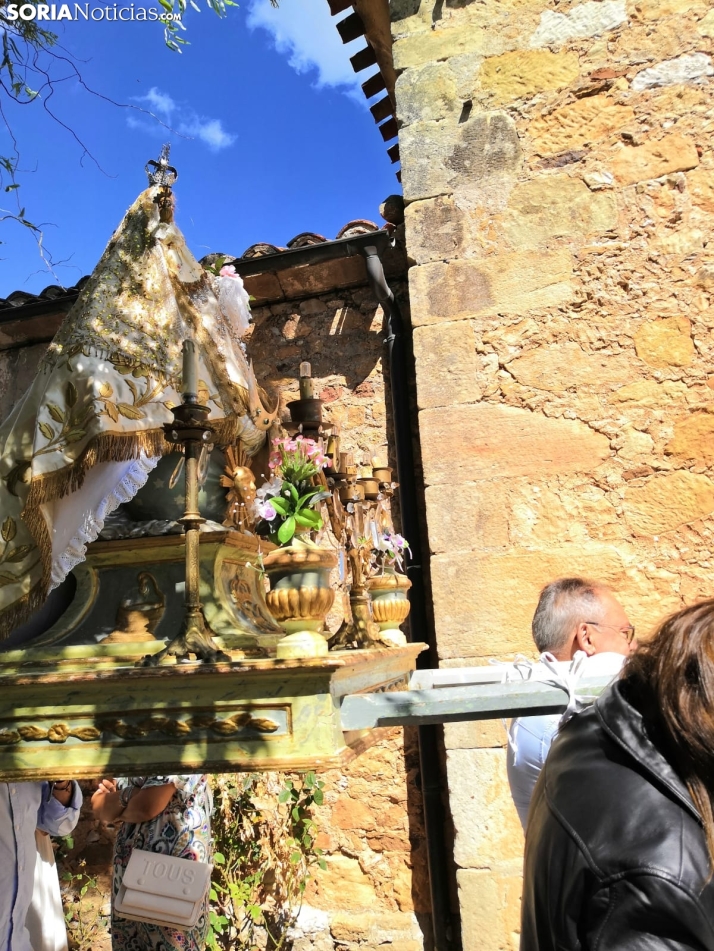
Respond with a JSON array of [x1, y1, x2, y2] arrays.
[[3, 415, 255, 640], [2, 429, 172, 640], [213, 415, 250, 447], [0, 578, 48, 642], [24, 429, 171, 510]]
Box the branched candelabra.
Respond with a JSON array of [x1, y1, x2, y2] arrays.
[[285, 363, 398, 649], [141, 341, 229, 666]]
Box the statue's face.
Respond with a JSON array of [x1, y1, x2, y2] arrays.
[[233, 466, 256, 494]]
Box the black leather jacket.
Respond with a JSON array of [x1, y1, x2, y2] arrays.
[[521, 681, 714, 950]]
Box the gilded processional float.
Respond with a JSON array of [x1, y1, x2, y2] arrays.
[[0, 154, 423, 781]]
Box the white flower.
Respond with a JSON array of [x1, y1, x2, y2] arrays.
[[256, 476, 283, 500]]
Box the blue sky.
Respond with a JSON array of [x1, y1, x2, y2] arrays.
[[0, 0, 399, 295]]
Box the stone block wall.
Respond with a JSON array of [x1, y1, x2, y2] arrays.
[[247, 284, 396, 467], [296, 728, 430, 951], [245, 283, 432, 948], [391, 0, 714, 947]]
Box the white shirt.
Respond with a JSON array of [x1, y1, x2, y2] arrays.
[[507, 652, 626, 831], [0, 782, 81, 951]]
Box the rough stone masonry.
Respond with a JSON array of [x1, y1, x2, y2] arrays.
[[391, 0, 714, 948]]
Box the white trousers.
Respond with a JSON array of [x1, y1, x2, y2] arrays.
[[25, 831, 68, 951]]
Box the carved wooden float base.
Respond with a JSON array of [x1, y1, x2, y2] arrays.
[[0, 645, 425, 781]]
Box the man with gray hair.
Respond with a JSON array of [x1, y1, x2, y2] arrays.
[[507, 577, 636, 830]]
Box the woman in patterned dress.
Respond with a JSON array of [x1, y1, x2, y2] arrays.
[[91, 775, 212, 951]]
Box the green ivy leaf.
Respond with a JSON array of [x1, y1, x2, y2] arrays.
[[313, 789, 324, 806], [213, 851, 225, 865], [289, 852, 302, 864]]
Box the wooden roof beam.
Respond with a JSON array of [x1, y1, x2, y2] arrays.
[[370, 95, 393, 124], [361, 71, 386, 99], [336, 10, 365, 43], [350, 44, 378, 72]]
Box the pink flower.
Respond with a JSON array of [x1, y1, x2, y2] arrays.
[[219, 264, 237, 278], [257, 500, 277, 521]]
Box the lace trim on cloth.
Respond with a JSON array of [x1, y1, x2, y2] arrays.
[[49, 454, 158, 589]]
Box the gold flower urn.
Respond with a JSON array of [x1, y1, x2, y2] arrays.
[[263, 544, 338, 659], [366, 571, 412, 647]]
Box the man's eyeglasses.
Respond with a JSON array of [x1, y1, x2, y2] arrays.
[[585, 621, 636, 644]]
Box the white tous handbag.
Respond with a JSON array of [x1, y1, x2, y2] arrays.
[[114, 848, 212, 930]]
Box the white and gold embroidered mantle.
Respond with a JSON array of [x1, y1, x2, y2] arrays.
[[0, 186, 274, 637]]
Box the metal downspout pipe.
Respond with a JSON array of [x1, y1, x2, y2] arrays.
[[359, 245, 456, 951]]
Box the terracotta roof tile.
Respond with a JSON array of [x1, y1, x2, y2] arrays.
[[0, 223, 381, 313], [0, 278, 89, 313]]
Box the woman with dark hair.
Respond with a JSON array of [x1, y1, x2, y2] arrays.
[[521, 599, 714, 950]]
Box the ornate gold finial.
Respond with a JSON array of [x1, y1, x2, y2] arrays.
[[145, 144, 178, 221], [145, 143, 178, 188]]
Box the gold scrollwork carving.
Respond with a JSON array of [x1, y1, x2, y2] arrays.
[[0, 711, 282, 747], [209, 713, 280, 735], [99, 717, 192, 739], [0, 723, 103, 745], [99, 711, 281, 740], [248, 717, 282, 733], [229, 576, 275, 629], [372, 676, 410, 695]]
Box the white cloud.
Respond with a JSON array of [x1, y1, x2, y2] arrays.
[[179, 117, 236, 151], [246, 0, 370, 99], [128, 86, 236, 152], [142, 87, 178, 117]]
